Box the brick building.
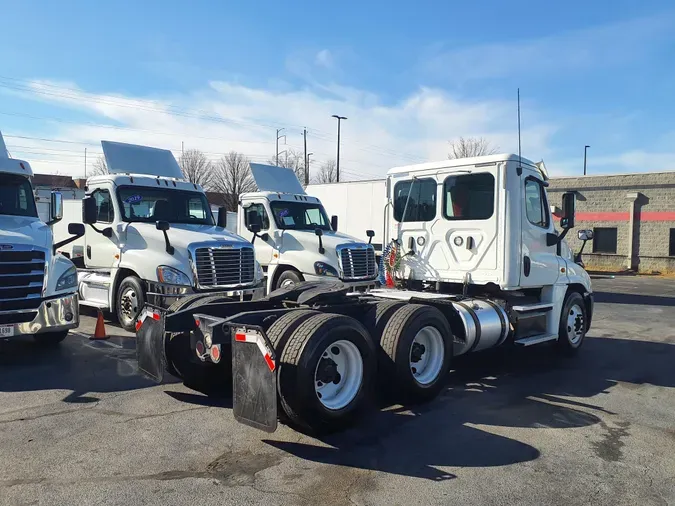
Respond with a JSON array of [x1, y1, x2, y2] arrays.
[[548, 171, 675, 273]]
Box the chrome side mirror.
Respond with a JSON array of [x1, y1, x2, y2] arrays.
[[578, 229, 593, 241]]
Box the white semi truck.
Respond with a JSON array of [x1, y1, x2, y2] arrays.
[[53, 140, 264, 332], [237, 163, 379, 293], [0, 131, 84, 345], [136, 153, 595, 434]]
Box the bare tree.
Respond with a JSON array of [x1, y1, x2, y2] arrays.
[[213, 151, 257, 211], [89, 156, 108, 176], [268, 148, 306, 185], [448, 137, 499, 159], [179, 148, 213, 189], [313, 160, 337, 184]]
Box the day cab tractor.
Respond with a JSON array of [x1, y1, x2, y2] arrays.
[[136, 153, 594, 434]]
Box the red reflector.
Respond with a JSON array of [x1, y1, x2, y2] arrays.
[[135, 320, 142, 332], [195, 319, 200, 327], [235, 333, 247, 342], [264, 353, 276, 372], [210, 345, 220, 362], [195, 341, 205, 356], [151, 312, 160, 321]]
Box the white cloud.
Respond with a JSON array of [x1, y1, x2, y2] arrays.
[[5, 78, 556, 178], [315, 49, 333, 69], [422, 13, 673, 81]]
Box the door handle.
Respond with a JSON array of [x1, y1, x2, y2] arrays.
[[87, 245, 91, 259]]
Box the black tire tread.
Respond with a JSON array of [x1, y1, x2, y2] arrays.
[[267, 310, 319, 352], [366, 301, 406, 338]]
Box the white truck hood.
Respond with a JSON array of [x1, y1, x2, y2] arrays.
[[124, 222, 249, 252], [0, 215, 50, 248]]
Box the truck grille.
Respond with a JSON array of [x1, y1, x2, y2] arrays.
[[0, 249, 45, 313], [194, 246, 255, 288], [339, 247, 377, 280]]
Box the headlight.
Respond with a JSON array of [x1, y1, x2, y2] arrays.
[[157, 266, 191, 286], [314, 261, 338, 277], [55, 266, 77, 291]]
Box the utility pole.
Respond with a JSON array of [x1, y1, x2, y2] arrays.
[[583, 145, 590, 176], [84, 148, 87, 178], [331, 115, 347, 182], [276, 128, 286, 165], [303, 127, 309, 186]]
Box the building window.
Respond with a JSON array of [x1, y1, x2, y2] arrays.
[[593, 227, 618, 254], [670, 229, 675, 257]]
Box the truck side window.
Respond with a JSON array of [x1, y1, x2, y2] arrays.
[[524, 179, 549, 228], [93, 190, 114, 223], [244, 203, 270, 230], [443, 173, 495, 220], [393, 178, 436, 222]]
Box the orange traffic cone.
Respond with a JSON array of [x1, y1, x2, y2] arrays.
[[90, 309, 109, 340]]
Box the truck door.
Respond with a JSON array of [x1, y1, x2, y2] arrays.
[[519, 172, 561, 287], [84, 187, 120, 269], [242, 202, 274, 266]]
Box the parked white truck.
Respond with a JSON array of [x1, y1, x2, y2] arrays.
[[0, 131, 84, 345], [137, 153, 595, 434], [53, 140, 264, 332], [237, 163, 379, 293]]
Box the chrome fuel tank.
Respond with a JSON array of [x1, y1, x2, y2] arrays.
[[450, 298, 509, 356]]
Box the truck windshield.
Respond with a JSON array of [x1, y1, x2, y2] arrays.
[[117, 186, 214, 225], [269, 201, 331, 231], [0, 174, 38, 218]]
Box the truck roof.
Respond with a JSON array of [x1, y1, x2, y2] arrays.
[[0, 130, 33, 177], [241, 191, 320, 204], [86, 172, 205, 193], [388, 153, 537, 175]]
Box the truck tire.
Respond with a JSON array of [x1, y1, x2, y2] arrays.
[[556, 291, 587, 354], [33, 330, 69, 346], [364, 301, 406, 338], [277, 313, 376, 434], [267, 310, 319, 352], [117, 276, 145, 333], [275, 269, 304, 290], [378, 304, 453, 403]]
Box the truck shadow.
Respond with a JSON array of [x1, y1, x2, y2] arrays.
[[0, 334, 174, 402], [593, 291, 675, 307], [264, 335, 675, 480]]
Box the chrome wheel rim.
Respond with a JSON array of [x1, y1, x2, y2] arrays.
[[280, 278, 296, 289], [409, 326, 445, 385], [314, 340, 363, 410], [119, 287, 139, 326], [566, 303, 585, 346]]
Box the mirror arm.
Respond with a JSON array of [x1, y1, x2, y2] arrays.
[[52, 229, 86, 255], [318, 236, 325, 255], [159, 230, 174, 255], [555, 227, 570, 256]]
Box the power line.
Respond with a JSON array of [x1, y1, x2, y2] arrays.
[[0, 75, 428, 163]]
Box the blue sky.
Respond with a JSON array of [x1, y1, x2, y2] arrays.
[[0, 0, 673, 178]]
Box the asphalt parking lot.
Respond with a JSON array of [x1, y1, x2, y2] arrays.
[[1, 277, 674, 506]]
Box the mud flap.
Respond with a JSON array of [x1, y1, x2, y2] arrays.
[[229, 324, 278, 433], [135, 306, 167, 383]]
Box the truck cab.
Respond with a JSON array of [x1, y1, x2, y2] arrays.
[[237, 163, 379, 293], [62, 141, 264, 332], [0, 131, 84, 345], [381, 154, 593, 346]]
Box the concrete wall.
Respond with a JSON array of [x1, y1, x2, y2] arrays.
[[548, 172, 675, 273]]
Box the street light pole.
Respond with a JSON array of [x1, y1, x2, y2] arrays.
[[331, 115, 347, 182], [584, 145, 590, 176]]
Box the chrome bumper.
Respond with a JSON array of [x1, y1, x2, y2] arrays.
[[146, 281, 266, 309], [1, 293, 79, 338]]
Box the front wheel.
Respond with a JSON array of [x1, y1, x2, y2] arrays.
[[33, 330, 69, 346], [116, 276, 145, 333], [556, 291, 587, 354], [275, 270, 304, 291]]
